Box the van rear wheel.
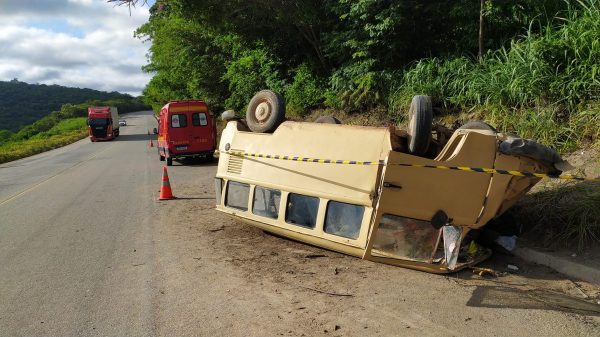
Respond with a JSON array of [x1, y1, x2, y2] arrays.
[[246, 90, 285, 133], [407, 95, 433, 156]]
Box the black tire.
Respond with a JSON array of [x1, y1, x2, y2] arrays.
[[458, 120, 497, 132], [315, 115, 341, 124], [246, 90, 285, 133], [166, 157, 173, 166], [407, 95, 433, 155], [206, 153, 214, 162]]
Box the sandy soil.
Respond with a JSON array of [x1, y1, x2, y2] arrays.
[[148, 161, 600, 337]]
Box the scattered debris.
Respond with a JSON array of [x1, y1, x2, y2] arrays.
[[132, 263, 145, 267], [567, 279, 590, 299], [304, 254, 327, 259], [471, 267, 505, 277], [299, 286, 353, 297], [507, 264, 519, 272], [334, 267, 339, 275], [495, 235, 517, 251], [208, 226, 224, 232]]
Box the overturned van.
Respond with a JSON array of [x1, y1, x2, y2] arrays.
[[214, 90, 566, 273]]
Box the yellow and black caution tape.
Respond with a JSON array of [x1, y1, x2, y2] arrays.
[[222, 149, 385, 166], [219, 150, 598, 182], [390, 163, 598, 182]]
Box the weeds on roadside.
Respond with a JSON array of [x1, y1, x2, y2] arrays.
[[514, 180, 600, 251]]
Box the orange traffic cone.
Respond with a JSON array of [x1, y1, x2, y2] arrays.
[[159, 166, 175, 200]]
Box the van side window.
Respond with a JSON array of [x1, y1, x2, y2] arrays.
[[286, 193, 319, 229], [324, 201, 364, 240], [253, 186, 280, 219], [192, 112, 208, 126], [171, 114, 187, 128], [225, 181, 249, 211]]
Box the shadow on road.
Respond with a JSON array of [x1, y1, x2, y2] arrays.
[[175, 157, 218, 167], [467, 285, 600, 316], [116, 134, 153, 142]]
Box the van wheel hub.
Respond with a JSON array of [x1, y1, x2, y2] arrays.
[[255, 102, 271, 122]]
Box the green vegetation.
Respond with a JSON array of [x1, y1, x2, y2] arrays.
[[0, 80, 136, 132], [136, 0, 567, 112], [135, 0, 600, 249], [0, 118, 88, 164], [514, 180, 600, 251], [0, 98, 149, 164]]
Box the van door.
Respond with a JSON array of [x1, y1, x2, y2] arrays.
[[168, 112, 190, 153], [189, 111, 214, 152], [365, 131, 497, 265]]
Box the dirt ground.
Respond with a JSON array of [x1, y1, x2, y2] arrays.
[[148, 160, 600, 337]]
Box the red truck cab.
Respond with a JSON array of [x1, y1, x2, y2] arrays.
[[157, 100, 217, 166], [88, 106, 119, 141]]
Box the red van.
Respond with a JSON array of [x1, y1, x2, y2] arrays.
[[156, 100, 217, 166]]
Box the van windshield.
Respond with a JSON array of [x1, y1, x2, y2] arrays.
[[89, 118, 109, 126]]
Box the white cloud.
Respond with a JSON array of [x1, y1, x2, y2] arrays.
[[0, 0, 152, 95]]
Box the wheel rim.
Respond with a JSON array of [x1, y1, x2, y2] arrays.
[[254, 101, 271, 123]]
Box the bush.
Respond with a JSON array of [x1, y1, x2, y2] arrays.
[[223, 44, 285, 113], [286, 64, 326, 117], [327, 60, 393, 111]]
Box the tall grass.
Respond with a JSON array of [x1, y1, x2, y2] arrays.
[[389, 0, 600, 152], [514, 181, 600, 251], [0, 118, 88, 164]]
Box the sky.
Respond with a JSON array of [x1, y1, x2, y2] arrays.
[[0, 0, 154, 96]]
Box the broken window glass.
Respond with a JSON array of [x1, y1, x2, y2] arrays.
[[253, 186, 281, 219], [372, 214, 440, 262], [285, 193, 319, 229], [443, 225, 463, 270], [324, 201, 364, 240], [225, 181, 249, 211]]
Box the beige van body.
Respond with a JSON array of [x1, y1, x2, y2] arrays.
[[214, 120, 549, 273]]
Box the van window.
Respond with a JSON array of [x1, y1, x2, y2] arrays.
[[192, 112, 208, 126], [225, 181, 249, 211], [286, 193, 319, 229], [372, 214, 440, 262], [253, 187, 280, 219], [171, 114, 187, 128], [324, 201, 364, 240]]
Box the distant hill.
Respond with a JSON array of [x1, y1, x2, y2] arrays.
[[0, 80, 134, 132]]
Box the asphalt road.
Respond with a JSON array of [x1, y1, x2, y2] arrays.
[[1, 110, 599, 336]]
